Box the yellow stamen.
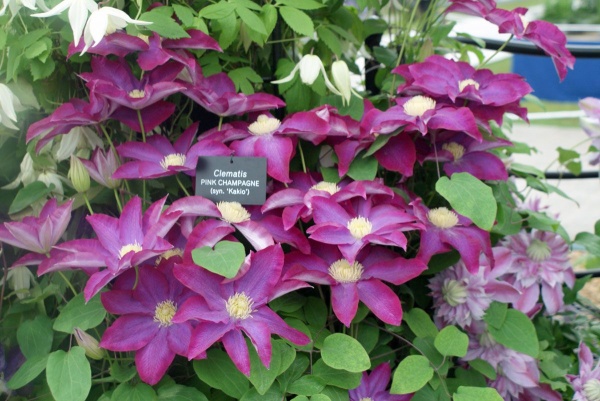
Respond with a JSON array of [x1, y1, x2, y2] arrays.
[[442, 279, 468, 306], [403, 95, 436, 117], [155, 248, 184, 265], [458, 78, 480, 92], [328, 259, 364, 283], [427, 207, 459, 229], [118, 242, 142, 259], [526, 239, 552, 262], [128, 89, 145, 98], [311, 181, 340, 195], [154, 300, 177, 327], [248, 115, 281, 136], [226, 292, 254, 320], [442, 142, 466, 161], [347, 216, 372, 239], [217, 201, 251, 224], [160, 153, 187, 170]]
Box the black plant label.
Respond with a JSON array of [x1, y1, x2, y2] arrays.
[[195, 156, 267, 205]]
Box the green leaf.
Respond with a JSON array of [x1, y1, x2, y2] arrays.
[[193, 349, 249, 398], [321, 333, 371, 372], [491, 204, 522, 236], [508, 162, 544, 178], [235, 6, 267, 35], [172, 4, 195, 27], [241, 386, 285, 401], [9, 181, 53, 214], [7, 354, 48, 389], [557, 147, 579, 164], [261, 4, 278, 37], [391, 355, 434, 394], [312, 359, 362, 389], [373, 46, 397, 67], [53, 293, 107, 333], [364, 133, 393, 157], [319, 386, 348, 401], [199, 2, 236, 19], [321, 167, 341, 183], [304, 297, 328, 327], [157, 383, 209, 401], [347, 153, 378, 181], [435, 172, 497, 231], [404, 308, 438, 338], [278, 354, 310, 389], [140, 9, 191, 39], [25, 40, 49, 59], [109, 362, 137, 383], [248, 339, 295, 395], [317, 26, 342, 57], [434, 326, 468, 357], [575, 232, 600, 256], [17, 315, 53, 359], [288, 375, 326, 395], [192, 240, 246, 278], [453, 386, 503, 401], [488, 309, 539, 357], [483, 301, 507, 330], [111, 382, 157, 401], [311, 396, 332, 401], [214, 13, 238, 50], [467, 359, 496, 380], [356, 322, 379, 353], [277, 0, 324, 9], [228, 67, 262, 94], [46, 347, 91, 401], [279, 6, 314, 36]]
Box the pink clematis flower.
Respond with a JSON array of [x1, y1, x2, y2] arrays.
[[39, 196, 182, 301], [446, 0, 575, 81], [79, 147, 121, 189], [26, 91, 116, 152], [429, 247, 519, 329], [413, 199, 494, 274], [567, 342, 600, 401], [284, 243, 426, 326], [0, 198, 72, 267], [421, 131, 510, 180], [349, 362, 413, 401], [501, 229, 575, 315], [113, 122, 230, 179], [180, 59, 285, 117], [172, 244, 310, 375], [100, 263, 194, 385], [68, 32, 149, 58], [307, 196, 422, 263]]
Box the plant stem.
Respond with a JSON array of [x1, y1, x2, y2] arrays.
[[298, 141, 308, 173], [176, 175, 191, 196], [83, 193, 94, 215], [114, 188, 123, 212], [58, 271, 78, 297], [479, 34, 514, 69]]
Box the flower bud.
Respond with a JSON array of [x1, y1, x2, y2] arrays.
[[331, 60, 352, 105], [74, 328, 105, 360], [6, 266, 35, 300], [68, 155, 91, 193]]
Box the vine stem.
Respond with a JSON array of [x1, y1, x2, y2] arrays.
[[478, 34, 514, 69], [176, 175, 191, 196], [58, 271, 78, 297], [113, 188, 123, 213], [83, 193, 94, 215], [298, 141, 308, 174]]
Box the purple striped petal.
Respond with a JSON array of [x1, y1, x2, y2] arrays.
[[135, 330, 176, 385], [101, 315, 158, 351]]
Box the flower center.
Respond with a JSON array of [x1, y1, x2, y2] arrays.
[[248, 115, 281, 136], [479, 330, 497, 347], [347, 216, 372, 239], [118, 242, 142, 259], [360, 398, 374, 401], [226, 292, 254, 320], [442, 279, 468, 306], [160, 153, 187, 170], [458, 78, 480, 92], [155, 248, 184, 265], [217, 201, 251, 223], [403, 95, 436, 117], [311, 181, 340, 195], [427, 207, 458, 229], [526, 239, 552, 262], [585, 379, 600, 401], [128, 89, 145, 98], [328, 259, 364, 283], [154, 300, 177, 327], [442, 142, 466, 161], [137, 34, 150, 44]]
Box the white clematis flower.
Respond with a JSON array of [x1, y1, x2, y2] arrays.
[[81, 7, 152, 54], [0, 0, 37, 17], [0, 83, 22, 130], [32, 0, 98, 46], [330, 60, 362, 106], [272, 54, 341, 96], [55, 126, 103, 161]]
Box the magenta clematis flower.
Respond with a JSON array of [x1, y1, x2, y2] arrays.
[[79, 147, 121, 189], [80, 57, 186, 111], [68, 32, 149, 58], [446, 0, 575, 81], [284, 243, 426, 326], [113, 122, 230, 179], [26, 91, 116, 152], [0, 198, 72, 267], [395, 55, 532, 106], [567, 342, 600, 401], [429, 247, 519, 329], [421, 131, 510, 180], [371, 95, 481, 140], [580, 97, 600, 165], [501, 229, 575, 315], [349, 362, 413, 401], [167, 196, 274, 251], [172, 244, 310, 375], [227, 112, 330, 183], [463, 330, 561, 401], [413, 199, 493, 274], [137, 30, 221, 71], [100, 263, 194, 385], [307, 196, 422, 263], [180, 59, 285, 117], [39, 196, 182, 300]]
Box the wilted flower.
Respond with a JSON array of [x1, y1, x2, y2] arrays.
[[272, 54, 341, 96], [31, 0, 98, 46]]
